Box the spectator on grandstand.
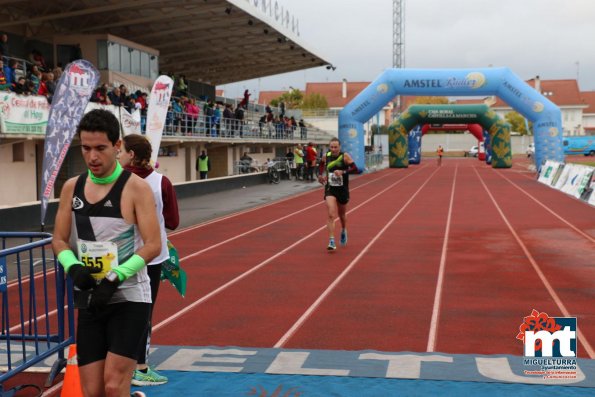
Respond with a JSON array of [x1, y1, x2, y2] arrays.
[[279, 101, 285, 118], [172, 97, 184, 134], [52, 64, 63, 81], [4, 59, 16, 86], [289, 116, 297, 139], [28, 65, 42, 93], [91, 83, 111, 104], [176, 75, 188, 97], [258, 114, 266, 136], [202, 101, 211, 135], [212, 103, 222, 136], [108, 86, 123, 106], [223, 103, 234, 136], [119, 84, 129, 103], [185, 97, 199, 135], [299, 119, 307, 139], [0, 59, 9, 90], [11, 76, 27, 95], [234, 105, 244, 137], [0, 33, 9, 60], [239, 89, 251, 109], [29, 49, 48, 71], [37, 73, 51, 102], [135, 90, 147, 112], [25, 80, 36, 95]]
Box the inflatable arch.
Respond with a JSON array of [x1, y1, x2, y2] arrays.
[[409, 123, 488, 164], [339, 68, 563, 170], [392, 104, 510, 168]]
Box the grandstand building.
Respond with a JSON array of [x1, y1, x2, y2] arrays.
[[0, 1, 334, 208]]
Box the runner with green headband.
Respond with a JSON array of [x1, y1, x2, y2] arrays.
[[52, 109, 161, 397]]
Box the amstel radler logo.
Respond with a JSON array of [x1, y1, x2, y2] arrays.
[[517, 309, 577, 358]]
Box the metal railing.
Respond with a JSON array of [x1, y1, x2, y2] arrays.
[[0, 232, 73, 387], [161, 112, 313, 141]]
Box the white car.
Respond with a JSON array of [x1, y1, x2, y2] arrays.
[[468, 145, 479, 157], [526, 143, 535, 157]]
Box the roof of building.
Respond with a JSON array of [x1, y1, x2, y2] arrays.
[[257, 91, 288, 105], [581, 91, 595, 114], [0, 0, 330, 86], [304, 82, 373, 108]]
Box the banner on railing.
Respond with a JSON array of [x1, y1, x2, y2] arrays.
[[146, 75, 174, 165], [537, 160, 563, 186], [40, 60, 99, 226], [0, 92, 51, 134]]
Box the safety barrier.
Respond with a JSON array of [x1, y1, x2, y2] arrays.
[[537, 160, 595, 205], [0, 232, 74, 388]]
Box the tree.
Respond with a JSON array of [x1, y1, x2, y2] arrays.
[[370, 124, 389, 135], [505, 111, 532, 135], [301, 93, 328, 109], [412, 96, 450, 105], [270, 88, 304, 109]]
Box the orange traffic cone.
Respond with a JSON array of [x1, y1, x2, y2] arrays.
[[61, 344, 83, 397]]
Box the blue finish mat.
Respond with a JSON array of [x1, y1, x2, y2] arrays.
[[132, 371, 594, 397]]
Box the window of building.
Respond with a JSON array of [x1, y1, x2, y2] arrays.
[[131, 49, 141, 76], [150, 55, 159, 80], [13, 142, 24, 162], [120, 45, 131, 74], [108, 42, 120, 71], [141, 52, 150, 78], [97, 40, 108, 70]]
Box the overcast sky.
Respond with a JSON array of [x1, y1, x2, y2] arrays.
[[219, 0, 595, 99]]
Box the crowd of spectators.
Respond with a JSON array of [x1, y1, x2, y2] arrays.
[[0, 31, 310, 141], [0, 34, 63, 103]]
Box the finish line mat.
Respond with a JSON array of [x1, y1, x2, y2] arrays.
[[141, 345, 594, 389]]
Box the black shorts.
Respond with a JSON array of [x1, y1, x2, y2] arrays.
[[324, 186, 350, 205], [76, 301, 151, 366]]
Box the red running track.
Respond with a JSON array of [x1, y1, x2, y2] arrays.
[[147, 158, 594, 359]]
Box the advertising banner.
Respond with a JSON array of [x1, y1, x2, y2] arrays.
[[145, 75, 174, 165], [0, 92, 51, 134], [40, 60, 99, 226]]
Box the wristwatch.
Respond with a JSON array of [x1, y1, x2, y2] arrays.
[[105, 270, 119, 283]]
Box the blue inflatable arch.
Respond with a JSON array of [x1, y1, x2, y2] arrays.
[[339, 68, 563, 170]]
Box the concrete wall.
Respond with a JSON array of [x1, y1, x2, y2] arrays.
[[0, 141, 39, 206]]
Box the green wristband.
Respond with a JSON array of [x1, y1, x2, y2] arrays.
[[57, 250, 82, 273], [113, 254, 146, 281]]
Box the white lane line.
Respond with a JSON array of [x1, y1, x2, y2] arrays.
[[153, 166, 429, 333], [426, 165, 458, 352], [473, 167, 595, 359], [274, 167, 440, 348], [494, 169, 595, 243], [169, 170, 395, 236]]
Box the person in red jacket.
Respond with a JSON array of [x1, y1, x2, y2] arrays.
[[305, 142, 318, 182], [119, 134, 179, 386]]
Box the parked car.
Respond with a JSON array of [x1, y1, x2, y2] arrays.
[[526, 143, 535, 157], [468, 145, 479, 157]]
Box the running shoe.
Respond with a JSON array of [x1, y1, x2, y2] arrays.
[[340, 229, 348, 246], [131, 392, 146, 397], [132, 367, 168, 386], [327, 239, 336, 251]]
